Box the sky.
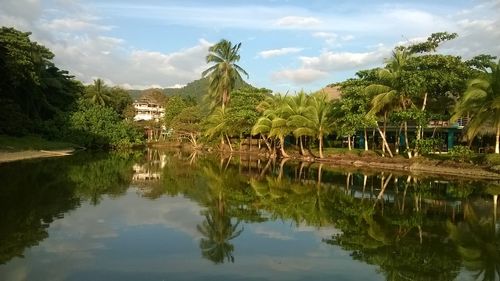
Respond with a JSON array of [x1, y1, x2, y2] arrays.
[[1, 0, 499, 92]]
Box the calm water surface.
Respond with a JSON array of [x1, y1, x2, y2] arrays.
[[1, 149, 499, 281]]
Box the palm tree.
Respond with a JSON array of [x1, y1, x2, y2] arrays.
[[202, 39, 249, 110], [84, 78, 110, 106], [283, 92, 310, 155], [289, 93, 332, 158], [252, 94, 292, 158], [453, 60, 500, 153], [204, 107, 234, 151], [365, 49, 413, 157]]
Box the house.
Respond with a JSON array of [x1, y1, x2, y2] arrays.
[[133, 99, 165, 122]]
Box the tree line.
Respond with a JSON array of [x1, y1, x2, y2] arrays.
[[165, 32, 500, 159], [0, 27, 142, 149]]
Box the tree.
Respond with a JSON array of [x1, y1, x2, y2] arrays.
[[453, 59, 500, 153], [289, 93, 332, 158], [84, 78, 111, 106], [202, 39, 249, 110], [252, 94, 292, 158], [170, 105, 205, 148]]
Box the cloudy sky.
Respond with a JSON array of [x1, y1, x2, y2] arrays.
[[1, 0, 499, 92]]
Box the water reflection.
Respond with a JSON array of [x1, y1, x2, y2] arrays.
[[1, 148, 500, 280]]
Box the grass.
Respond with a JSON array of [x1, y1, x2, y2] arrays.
[[0, 135, 76, 152]]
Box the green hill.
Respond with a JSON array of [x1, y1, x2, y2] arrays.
[[128, 77, 253, 102]]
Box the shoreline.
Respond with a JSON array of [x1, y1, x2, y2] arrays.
[[0, 149, 75, 164], [153, 143, 500, 180]]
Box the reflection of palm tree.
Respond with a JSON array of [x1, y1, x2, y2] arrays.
[[197, 164, 245, 263], [197, 202, 243, 264], [448, 204, 500, 281]]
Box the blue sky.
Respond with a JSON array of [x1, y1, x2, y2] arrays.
[[1, 0, 499, 92]]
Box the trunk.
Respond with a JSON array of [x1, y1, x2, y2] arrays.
[[374, 174, 393, 207], [261, 135, 271, 152], [220, 135, 225, 151], [496, 124, 500, 154], [382, 112, 387, 154], [376, 126, 394, 157], [279, 136, 289, 158], [395, 123, 403, 154], [347, 135, 352, 150], [364, 128, 369, 151], [404, 121, 411, 158], [494, 194, 498, 226], [318, 133, 324, 158], [225, 134, 233, 152], [299, 136, 306, 155], [248, 135, 251, 152], [317, 164, 323, 187]]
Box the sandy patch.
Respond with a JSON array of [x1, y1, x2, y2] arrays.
[[0, 149, 75, 163]]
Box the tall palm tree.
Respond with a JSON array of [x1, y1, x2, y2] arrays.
[[202, 39, 249, 110], [453, 60, 500, 153], [284, 92, 311, 155], [85, 78, 110, 106], [365, 49, 412, 157]]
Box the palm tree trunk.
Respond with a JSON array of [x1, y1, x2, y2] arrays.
[[404, 121, 411, 158], [496, 124, 500, 154], [299, 136, 305, 156], [279, 136, 289, 158], [376, 126, 393, 157], [347, 135, 352, 150], [225, 134, 233, 152], [318, 133, 324, 158], [364, 128, 368, 151]]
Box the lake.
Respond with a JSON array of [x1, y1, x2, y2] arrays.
[[0, 149, 499, 281]]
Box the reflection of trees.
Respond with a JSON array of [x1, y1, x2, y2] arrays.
[[448, 204, 500, 281], [68, 152, 137, 205], [0, 152, 140, 264], [197, 164, 245, 263], [0, 158, 80, 264], [197, 206, 243, 264]]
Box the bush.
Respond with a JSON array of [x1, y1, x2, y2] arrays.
[[65, 101, 144, 149], [449, 145, 474, 162], [485, 153, 500, 166], [414, 138, 443, 155]]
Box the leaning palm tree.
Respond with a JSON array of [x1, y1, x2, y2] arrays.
[[365, 49, 412, 157], [453, 60, 500, 153], [252, 94, 292, 158], [288, 93, 332, 158], [202, 39, 249, 111], [204, 107, 234, 151], [84, 78, 110, 106]]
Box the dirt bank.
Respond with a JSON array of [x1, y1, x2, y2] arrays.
[[0, 149, 75, 163]]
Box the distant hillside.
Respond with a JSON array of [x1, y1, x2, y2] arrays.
[[128, 77, 253, 102]]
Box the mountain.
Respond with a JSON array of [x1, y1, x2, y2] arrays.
[[128, 77, 253, 102]]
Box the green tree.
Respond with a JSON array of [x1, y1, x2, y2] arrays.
[[84, 78, 111, 106], [453, 59, 500, 153], [202, 39, 249, 110]]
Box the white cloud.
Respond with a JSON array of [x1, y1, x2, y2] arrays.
[[258, 47, 303, 58], [273, 68, 328, 84], [274, 16, 322, 28], [272, 45, 389, 85]]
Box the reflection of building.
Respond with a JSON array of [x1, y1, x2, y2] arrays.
[[132, 149, 167, 182], [133, 99, 165, 122]]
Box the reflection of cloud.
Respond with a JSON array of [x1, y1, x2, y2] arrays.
[[253, 225, 295, 240]]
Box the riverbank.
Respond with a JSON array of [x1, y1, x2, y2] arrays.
[[0, 135, 77, 163], [0, 149, 75, 163], [151, 142, 500, 180]]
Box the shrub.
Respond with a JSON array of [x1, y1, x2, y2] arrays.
[[448, 145, 474, 162], [414, 138, 443, 155], [485, 153, 500, 166]]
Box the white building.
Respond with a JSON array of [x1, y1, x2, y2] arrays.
[[133, 99, 165, 122]]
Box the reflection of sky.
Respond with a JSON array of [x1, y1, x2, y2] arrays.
[[0, 188, 383, 281]]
